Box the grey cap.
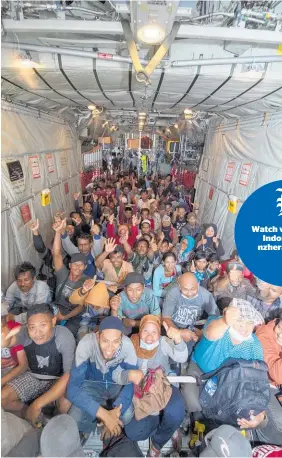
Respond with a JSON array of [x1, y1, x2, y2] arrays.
[[40, 414, 84, 457], [200, 425, 252, 458], [70, 253, 87, 265]]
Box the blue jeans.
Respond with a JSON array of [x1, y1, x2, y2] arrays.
[[69, 381, 134, 433], [124, 386, 185, 450]]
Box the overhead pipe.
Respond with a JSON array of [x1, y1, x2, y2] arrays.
[[22, 3, 108, 16], [3, 41, 282, 70], [2, 41, 148, 65], [183, 12, 234, 21], [171, 55, 282, 67]]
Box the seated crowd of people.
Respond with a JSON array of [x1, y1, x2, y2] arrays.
[[1, 171, 282, 457]]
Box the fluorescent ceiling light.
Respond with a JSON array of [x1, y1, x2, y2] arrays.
[[88, 104, 96, 110], [137, 24, 165, 45], [184, 108, 192, 115]]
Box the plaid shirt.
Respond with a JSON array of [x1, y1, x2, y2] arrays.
[[246, 296, 282, 322]]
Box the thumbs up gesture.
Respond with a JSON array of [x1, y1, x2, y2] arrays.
[[163, 322, 182, 345], [190, 259, 196, 273]]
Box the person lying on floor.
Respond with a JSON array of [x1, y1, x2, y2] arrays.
[[181, 299, 266, 435], [1, 303, 75, 427], [124, 315, 187, 457], [67, 316, 143, 440], [110, 273, 160, 334]]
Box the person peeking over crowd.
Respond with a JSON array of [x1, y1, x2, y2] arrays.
[[172, 204, 189, 240], [61, 231, 96, 278], [162, 272, 219, 353], [175, 235, 195, 265], [206, 253, 220, 284], [1, 303, 75, 427], [188, 250, 211, 290], [95, 239, 134, 293], [154, 236, 173, 267], [89, 221, 106, 258], [137, 189, 150, 210], [220, 249, 254, 284], [213, 261, 257, 303], [181, 299, 264, 429], [157, 215, 179, 247], [196, 223, 225, 258], [5, 262, 51, 323], [110, 273, 160, 334], [106, 213, 139, 250], [123, 237, 157, 287], [1, 300, 28, 389], [153, 252, 182, 300], [125, 315, 187, 457], [140, 207, 155, 231], [247, 279, 282, 322], [69, 280, 111, 341], [52, 219, 90, 338], [180, 212, 201, 239], [150, 200, 161, 232], [140, 219, 155, 238], [67, 316, 142, 439]]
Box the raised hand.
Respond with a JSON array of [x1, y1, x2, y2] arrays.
[[92, 193, 98, 202], [105, 238, 117, 254], [81, 279, 95, 294], [163, 322, 182, 344], [119, 233, 129, 245], [132, 215, 141, 226], [52, 218, 66, 233], [29, 219, 39, 234], [213, 235, 219, 247], [190, 260, 196, 273], [73, 192, 80, 201]]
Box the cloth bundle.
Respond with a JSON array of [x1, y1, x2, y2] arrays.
[[133, 366, 172, 420]]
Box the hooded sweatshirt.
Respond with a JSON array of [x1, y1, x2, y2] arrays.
[[66, 333, 138, 419], [256, 320, 282, 387]]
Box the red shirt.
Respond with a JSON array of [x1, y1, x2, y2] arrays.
[[1, 321, 23, 372]]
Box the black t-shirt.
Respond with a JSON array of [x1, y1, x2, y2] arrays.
[[55, 266, 88, 314]]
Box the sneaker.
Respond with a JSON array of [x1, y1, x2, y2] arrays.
[[148, 442, 161, 457], [171, 430, 182, 453]]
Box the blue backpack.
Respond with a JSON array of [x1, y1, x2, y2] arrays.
[[199, 359, 270, 426]]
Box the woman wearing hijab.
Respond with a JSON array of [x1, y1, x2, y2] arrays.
[[176, 235, 195, 265], [196, 224, 225, 258], [125, 315, 187, 457]]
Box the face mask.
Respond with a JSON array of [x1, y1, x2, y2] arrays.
[[229, 327, 253, 342], [181, 293, 198, 300], [140, 339, 159, 351]]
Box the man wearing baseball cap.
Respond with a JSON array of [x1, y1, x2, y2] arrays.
[[67, 316, 143, 440], [52, 220, 90, 338]]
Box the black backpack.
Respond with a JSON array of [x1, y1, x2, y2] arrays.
[[199, 359, 270, 426], [99, 433, 144, 457]]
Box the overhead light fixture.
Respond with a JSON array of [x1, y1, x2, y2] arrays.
[[137, 24, 165, 45], [184, 108, 192, 115], [174, 123, 179, 129], [88, 104, 96, 110]]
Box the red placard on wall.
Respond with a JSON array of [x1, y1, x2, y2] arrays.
[[209, 187, 214, 200], [64, 182, 69, 194], [20, 203, 32, 225]]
